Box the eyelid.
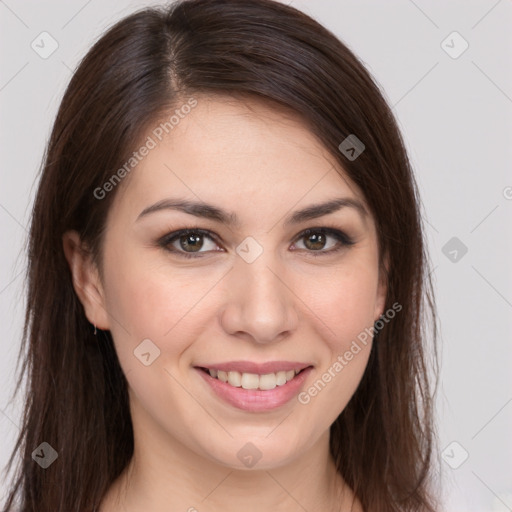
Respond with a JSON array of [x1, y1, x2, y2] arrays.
[[158, 228, 222, 255], [293, 227, 354, 247], [157, 225, 355, 258]]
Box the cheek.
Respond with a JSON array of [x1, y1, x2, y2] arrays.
[[294, 253, 381, 348], [101, 251, 212, 371], [290, 255, 379, 422], [298, 344, 371, 439], [101, 265, 213, 435]]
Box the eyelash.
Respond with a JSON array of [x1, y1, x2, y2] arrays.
[[157, 226, 355, 259]]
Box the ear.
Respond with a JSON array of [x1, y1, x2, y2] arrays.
[[62, 230, 110, 330], [374, 251, 389, 322]]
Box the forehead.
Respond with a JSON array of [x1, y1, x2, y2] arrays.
[[108, 94, 368, 224]]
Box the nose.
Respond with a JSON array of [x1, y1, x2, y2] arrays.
[[219, 249, 299, 344]]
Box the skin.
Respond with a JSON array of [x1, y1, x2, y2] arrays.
[[63, 94, 387, 512]]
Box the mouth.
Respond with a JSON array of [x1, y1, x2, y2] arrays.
[[197, 367, 307, 391], [194, 362, 313, 412]]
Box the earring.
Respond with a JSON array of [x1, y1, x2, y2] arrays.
[[93, 324, 97, 335]]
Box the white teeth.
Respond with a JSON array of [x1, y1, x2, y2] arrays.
[[276, 371, 287, 386], [259, 373, 277, 390], [241, 373, 259, 390], [227, 371, 242, 387], [207, 368, 302, 390]]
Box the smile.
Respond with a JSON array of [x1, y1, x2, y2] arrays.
[[200, 368, 303, 391], [195, 362, 313, 412]]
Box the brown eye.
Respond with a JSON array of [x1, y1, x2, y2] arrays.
[[158, 226, 354, 260], [303, 231, 328, 251], [293, 228, 354, 256], [178, 233, 204, 252], [159, 229, 221, 258]]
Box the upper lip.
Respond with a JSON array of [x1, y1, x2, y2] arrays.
[[196, 361, 312, 374]]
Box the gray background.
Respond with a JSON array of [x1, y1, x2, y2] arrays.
[[1, 1, 511, 510]]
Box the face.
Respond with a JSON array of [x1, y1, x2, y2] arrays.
[[68, 95, 387, 470]]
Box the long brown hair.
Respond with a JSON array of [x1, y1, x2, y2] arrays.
[[2, 1, 439, 510]]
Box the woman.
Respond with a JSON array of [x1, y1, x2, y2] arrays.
[[2, 0, 439, 510]]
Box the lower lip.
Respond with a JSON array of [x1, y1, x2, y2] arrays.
[[195, 367, 313, 412]]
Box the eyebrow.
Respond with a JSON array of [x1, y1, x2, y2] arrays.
[[136, 197, 368, 228]]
